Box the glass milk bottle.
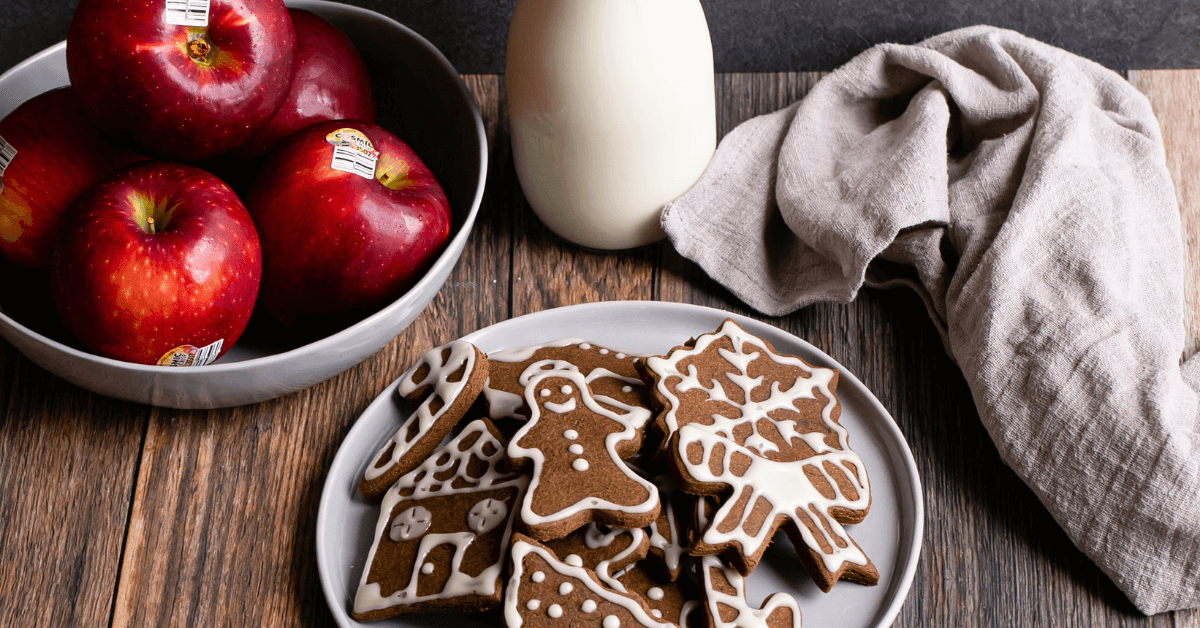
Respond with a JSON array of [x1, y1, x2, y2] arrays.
[[505, 0, 716, 250]]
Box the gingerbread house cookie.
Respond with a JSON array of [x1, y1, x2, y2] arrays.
[[352, 418, 527, 621]]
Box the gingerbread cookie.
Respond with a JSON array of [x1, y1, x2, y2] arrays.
[[352, 418, 527, 620], [614, 564, 703, 627], [505, 534, 675, 628], [698, 556, 801, 628], [508, 370, 660, 540], [359, 340, 489, 500], [642, 319, 876, 589], [645, 474, 692, 582], [484, 339, 653, 428], [543, 523, 649, 583]]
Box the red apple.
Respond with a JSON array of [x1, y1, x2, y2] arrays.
[[235, 8, 376, 158], [0, 87, 144, 268], [66, 0, 296, 160], [50, 161, 261, 366], [245, 120, 451, 327]]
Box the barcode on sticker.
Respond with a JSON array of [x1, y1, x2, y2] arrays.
[[191, 339, 222, 366], [331, 145, 378, 180], [164, 0, 209, 27], [0, 135, 16, 179]]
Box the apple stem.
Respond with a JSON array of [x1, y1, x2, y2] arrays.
[[147, 216, 157, 235], [187, 38, 211, 63]]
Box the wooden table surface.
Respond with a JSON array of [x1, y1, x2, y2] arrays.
[[1, 69, 1198, 627]]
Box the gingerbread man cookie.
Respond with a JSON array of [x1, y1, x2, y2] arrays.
[[505, 534, 675, 628], [352, 418, 527, 620], [543, 523, 649, 583], [507, 370, 660, 540], [642, 319, 876, 589], [484, 339, 652, 428], [360, 340, 489, 500]]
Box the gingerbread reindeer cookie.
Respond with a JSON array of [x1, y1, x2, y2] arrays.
[[484, 339, 652, 428], [359, 340, 488, 500], [642, 319, 876, 590], [507, 370, 660, 540], [352, 418, 527, 621]]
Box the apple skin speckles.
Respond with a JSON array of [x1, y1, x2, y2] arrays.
[[49, 161, 261, 365]]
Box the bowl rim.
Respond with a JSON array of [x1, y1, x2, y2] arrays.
[[0, 0, 488, 375]]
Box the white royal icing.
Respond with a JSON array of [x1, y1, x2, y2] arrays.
[[504, 540, 673, 628], [569, 444, 584, 455], [700, 554, 802, 628], [548, 604, 563, 618], [560, 582, 574, 595], [354, 419, 529, 615], [508, 371, 659, 528], [646, 476, 686, 577], [364, 340, 480, 482], [645, 320, 871, 574], [468, 498, 509, 535], [389, 506, 432, 542]]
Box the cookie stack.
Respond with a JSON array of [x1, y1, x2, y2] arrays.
[[350, 320, 878, 627]]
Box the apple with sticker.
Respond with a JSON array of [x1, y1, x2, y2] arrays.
[[244, 120, 451, 328], [49, 161, 261, 366], [0, 87, 144, 269], [65, 0, 296, 160], [234, 8, 376, 159]]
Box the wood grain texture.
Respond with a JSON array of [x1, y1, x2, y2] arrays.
[[0, 345, 148, 628], [1, 69, 1198, 628], [1129, 69, 1200, 359]]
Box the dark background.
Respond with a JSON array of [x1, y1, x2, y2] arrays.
[[2, 0, 1198, 75]]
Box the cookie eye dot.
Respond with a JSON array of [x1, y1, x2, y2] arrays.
[[540, 388, 550, 397], [560, 385, 572, 394]]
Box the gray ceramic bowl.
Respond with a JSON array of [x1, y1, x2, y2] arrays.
[[0, 0, 486, 408]]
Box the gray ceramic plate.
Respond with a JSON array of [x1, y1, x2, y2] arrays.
[[0, 0, 486, 408], [315, 301, 924, 628]]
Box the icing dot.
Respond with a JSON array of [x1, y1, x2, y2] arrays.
[[532, 571, 545, 583], [565, 554, 583, 567], [561, 385, 572, 394], [603, 615, 620, 628], [526, 600, 540, 610], [540, 389, 550, 397], [564, 429, 578, 440], [568, 444, 584, 454], [647, 587, 664, 600], [621, 385, 632, 393], [547, 604, 563, 618], [573, 459, 590, 471], [615, 353, 626, 359], [599, 348, 609, 355], [579, 343, 592, 350], [421, 562, 434, 575], [652, 609, 662, 618], [559, 582, 573, 595], [581, 599, 597, 613]]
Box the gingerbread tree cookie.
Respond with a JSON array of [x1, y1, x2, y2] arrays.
[[352, 419, 527, 621], [505, 534, 676, 628], [360, 340, 489, 500], [484, 339, 652, 428], [642, 319, 876, 589], [508, 370, 660, 540]]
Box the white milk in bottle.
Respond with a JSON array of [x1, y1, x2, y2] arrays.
[[505, 0, 716, 250]]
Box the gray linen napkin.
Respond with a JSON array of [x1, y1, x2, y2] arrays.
[[661, 25, 1199, 614]]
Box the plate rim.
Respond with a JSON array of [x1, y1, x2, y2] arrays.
[[315, 300, 924, 628]]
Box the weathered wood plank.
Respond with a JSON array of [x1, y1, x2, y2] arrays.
[[108, 76, 509, 628], [0, 344, 148, 628], [1129, 69, 1200, 359]]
